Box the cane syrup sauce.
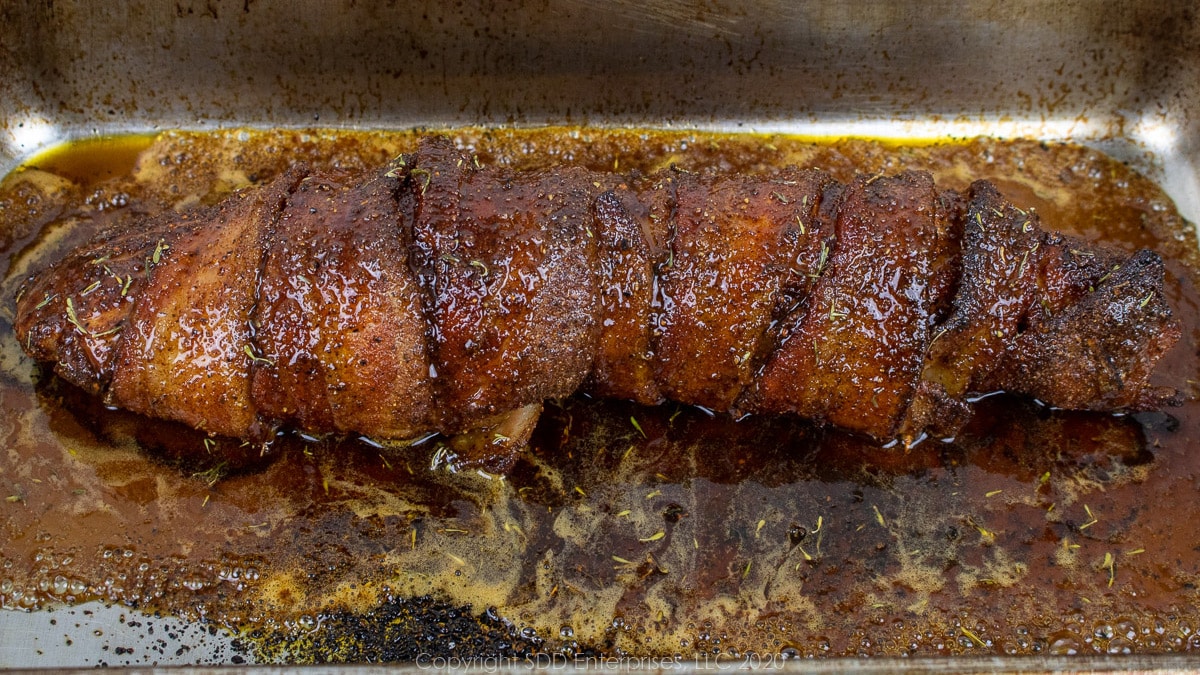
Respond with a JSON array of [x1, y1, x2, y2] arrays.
[[1, 128, 1199, 661]]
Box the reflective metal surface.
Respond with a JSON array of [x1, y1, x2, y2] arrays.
[[1, 0, 1198, 669], [1, 0, 1197, 223]]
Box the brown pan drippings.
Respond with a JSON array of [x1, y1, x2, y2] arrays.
[[2, 128, 1199, 661]]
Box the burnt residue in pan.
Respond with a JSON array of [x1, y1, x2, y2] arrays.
[[2, 128, 1200, 661]]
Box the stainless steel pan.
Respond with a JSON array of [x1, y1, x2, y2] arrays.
[[2, 0, 1198, 668]]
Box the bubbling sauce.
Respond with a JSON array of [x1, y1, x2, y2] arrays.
[[1, 128, 1200, 661]]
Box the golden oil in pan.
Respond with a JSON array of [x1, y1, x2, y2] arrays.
[[15, 134, 157, 188], [1, 128, 1200, 660]]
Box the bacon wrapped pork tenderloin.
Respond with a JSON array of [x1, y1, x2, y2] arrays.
[[14, 137, 1181, 470]]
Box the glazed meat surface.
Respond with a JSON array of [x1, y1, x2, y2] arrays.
[[14, 137, 1182, 469]]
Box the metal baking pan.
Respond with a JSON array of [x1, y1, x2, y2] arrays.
[[2, 0, 1199, 668]]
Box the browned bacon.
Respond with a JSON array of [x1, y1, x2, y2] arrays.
[[14, 137, 1181, 470]]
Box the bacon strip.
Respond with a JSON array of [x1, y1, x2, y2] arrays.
[[15, 137, 1181, 469]]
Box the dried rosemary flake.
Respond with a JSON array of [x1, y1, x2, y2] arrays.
[[35, 293, 56, 309], [630, 416, 647, 438], [243, 345, 275, 367], [410, 168, 432, 194], [1080, 504, 1099, 530], [152, 239, 169, 264], [872, 504, 886, 527], [65, 298, 90, 335], [192, 462, 227, 487], [811, 241, 830, 278], [966, 515, 995, 543], [639, 531, 665, 543], [960, 625, 986, 647]]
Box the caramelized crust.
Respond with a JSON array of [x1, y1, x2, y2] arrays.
[[410, 138, 601, 430], [13, 137, 1183, 462], [14, 209, 191, 394], [652, 171, 826, 410], [587, 186, 663, 405], [107, 170, 302, 438], [747, 172, 959, 438], [985, 248, 1180, 410], [251, 168, 436, 439]]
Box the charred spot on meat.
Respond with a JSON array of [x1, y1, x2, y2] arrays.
[[13, 137, 1182, 471]]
